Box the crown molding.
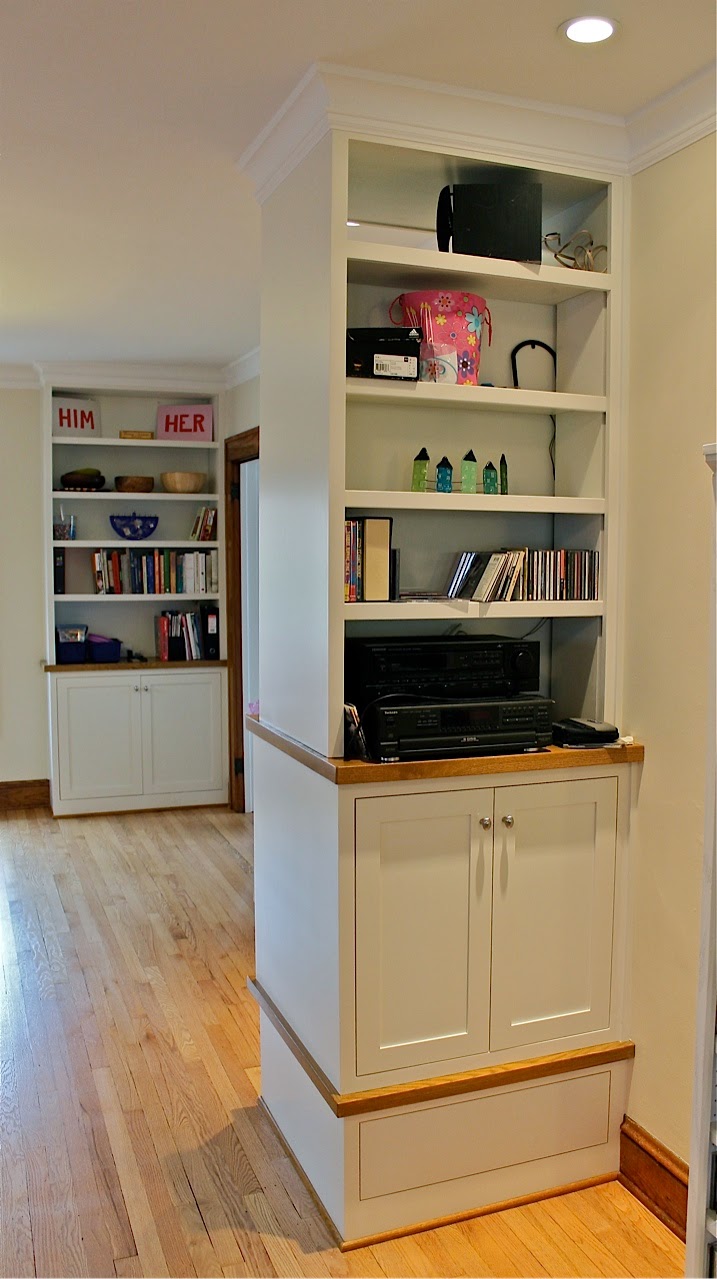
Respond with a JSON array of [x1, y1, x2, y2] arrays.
[[627, 64, 716, 174], [34, 361, 228, 394], [0, 363, 41, 389], [238, 63, 629, 201], [238, 62, 716, 202], [224, 348, 261, 388]]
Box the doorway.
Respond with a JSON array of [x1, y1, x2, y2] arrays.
[[225, 427, 259, 812]]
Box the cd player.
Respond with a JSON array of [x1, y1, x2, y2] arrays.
[[364, 696, 554, 763]]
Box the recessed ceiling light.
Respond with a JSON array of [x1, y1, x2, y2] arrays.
[[560, 15, 617, 43]]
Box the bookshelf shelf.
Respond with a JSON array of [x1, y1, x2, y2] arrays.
[[346, 491, 605, 516], [346, 380, 606, 416], [347, 240, 612, 305], [55, 593, 220, 603], [52, 437, 220, 450], [344, 599, 604, 621], [52, 490, 217, 502], [53, 539, 219, 549]]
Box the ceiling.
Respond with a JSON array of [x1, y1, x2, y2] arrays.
[[1, 0, 714, 368]]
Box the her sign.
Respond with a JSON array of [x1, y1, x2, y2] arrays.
[[157, 404, 213, 442]]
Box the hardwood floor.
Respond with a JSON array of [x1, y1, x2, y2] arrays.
[[0, 807, 685, 1278]]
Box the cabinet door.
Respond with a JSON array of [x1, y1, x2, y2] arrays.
[[140, 672, 223, 794], [490, 776, 618, 1050], [56, 675, 143, 800], [355, 789, 493, 1075]]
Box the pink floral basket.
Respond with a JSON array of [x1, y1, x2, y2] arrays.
[[389, 289, 492, 385]]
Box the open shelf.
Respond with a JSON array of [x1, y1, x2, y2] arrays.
[[346, 379, 606, 415], [54, 539, 219, 549], [345, 491, 605, 516], [56, 593, 220, 603], [52, 490, 217, 502], [345, 599, 604, 621], [52, 437, 219, 449], [347, 241, 612, 305]]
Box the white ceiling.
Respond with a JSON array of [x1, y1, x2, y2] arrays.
[[1, 0, 714, 367]]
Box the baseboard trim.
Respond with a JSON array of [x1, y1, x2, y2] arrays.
[[0, 779, 51, 811], [249, 976, 635, 1118], [619, 1116, 688, 1241], [339, 1174, 619, 1252]]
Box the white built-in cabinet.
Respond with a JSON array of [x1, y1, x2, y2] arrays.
[[53, 669, 226, 810], [355, 775, 617, 1075], [42, 368, 229, 815]]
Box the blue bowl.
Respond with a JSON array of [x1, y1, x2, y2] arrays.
[[109, 513, 159, 541]]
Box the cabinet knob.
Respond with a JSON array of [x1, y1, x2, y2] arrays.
[[133, 685, 140, 692], [143, 685, 149, 692], [479, 816, 492, 830], [502, 814, 515, 828]]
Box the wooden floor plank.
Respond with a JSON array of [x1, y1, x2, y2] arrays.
[[0, 809, 686, 1279]]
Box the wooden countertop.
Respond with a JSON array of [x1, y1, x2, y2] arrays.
[[246, 716, 644, 785], [45, 660, 227, 672]]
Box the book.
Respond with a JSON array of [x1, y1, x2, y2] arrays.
[[53, 548, 65, 594], [362, 517, 392, 602]]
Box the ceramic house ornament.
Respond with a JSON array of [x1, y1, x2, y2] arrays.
[[436, 456, 453, 493], [411, 447, 430, 492], [461, 449, 478, 493], [483, 460, 498, 494]]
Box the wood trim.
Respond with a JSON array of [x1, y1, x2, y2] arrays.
[[245, 717, 338, 783], [619, 1116, 689, 1241], [0, 779, 51, 810], [339, 1174, 619, 1251], [249, 976, 634, 1118], [45, 661, 227, 672], [225, 427, 260, 811], [245, 716, 645, 785]]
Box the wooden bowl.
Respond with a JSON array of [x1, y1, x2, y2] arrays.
[[160, 471, 206, 494], [114, 475, 155, 493]]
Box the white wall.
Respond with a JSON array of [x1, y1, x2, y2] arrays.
[[624, 133, 716, 1159], [0, 388, 49, 780], [225, 375, 259, 437]]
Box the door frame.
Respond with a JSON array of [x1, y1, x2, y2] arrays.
[[225, 427, 259, 811]]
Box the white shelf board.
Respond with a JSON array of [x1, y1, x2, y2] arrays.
[[52, 491, 216, 502], [56, 593, 220, 603], [706, 1211, 717, 1241], [54, 540, 219, 549], [52, 437, 219, 449], [346, 379, 606, 415], [345, 600, 604, 621], [345, 491, 605, 516], [347, 241, 612, 306]]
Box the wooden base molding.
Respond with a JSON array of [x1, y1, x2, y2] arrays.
[[339, 1174, 619, 1251], [0, 779, 50, 811], [619, 1116, 689, 1241], [249, 976, 635, 1118]]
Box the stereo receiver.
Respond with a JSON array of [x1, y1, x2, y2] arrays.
[[345, 634, 540, 713]]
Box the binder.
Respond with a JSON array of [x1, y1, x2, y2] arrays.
[[199, 603, 220, 660]]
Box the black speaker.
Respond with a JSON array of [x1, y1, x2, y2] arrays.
[[437, 182, 542, 263]]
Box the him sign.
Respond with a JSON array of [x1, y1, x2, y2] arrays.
[[157, 404, 213, 442], [53, 397, 100, 435]]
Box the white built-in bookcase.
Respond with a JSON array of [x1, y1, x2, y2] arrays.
[[42, 372, 226, 662], [257, 129, 625, 758]]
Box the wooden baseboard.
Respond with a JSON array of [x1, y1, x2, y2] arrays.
[[0, 779, 50, 811], [619, 1116, 688, 1240]]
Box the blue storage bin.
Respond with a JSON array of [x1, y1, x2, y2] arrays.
[[88, 634, 122, 663], [56, 637, 88, 664]]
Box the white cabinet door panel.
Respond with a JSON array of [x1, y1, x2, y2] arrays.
[[56, 675, 143, 800], [141, 672, 222, 795], [490, 776, 618, 1050], [355, 789, 493, 1075]]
